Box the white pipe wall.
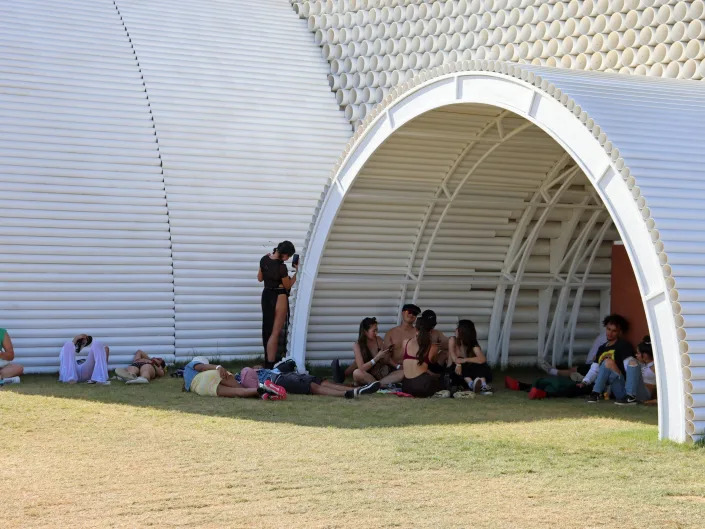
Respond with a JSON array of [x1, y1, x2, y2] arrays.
[[291, 0, 705, 127]]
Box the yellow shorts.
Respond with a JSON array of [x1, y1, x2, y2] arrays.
[[190, 370, 221, 397]]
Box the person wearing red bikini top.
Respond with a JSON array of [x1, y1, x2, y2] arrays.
[[401, 312, 442, 398]]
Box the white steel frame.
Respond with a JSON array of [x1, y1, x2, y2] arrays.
[[290, 68, 685, 442]]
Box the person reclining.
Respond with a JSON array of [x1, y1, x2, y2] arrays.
[[538, 330, 607, 381], [59, 334, 110, 385], [239, 363, 379, 399], [182, 356, 286, 400], [504, 374, 591, 399], [115, 350, 167, 384], [0, 327, 23, 385], [449, 319, 493, 395]]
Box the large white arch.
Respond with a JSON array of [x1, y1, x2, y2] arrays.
[[290, 61, 705, 443]]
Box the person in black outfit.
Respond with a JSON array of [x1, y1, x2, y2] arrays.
[[257, 241, 297, 369]]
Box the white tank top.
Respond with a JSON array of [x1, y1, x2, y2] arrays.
[[641, 362, 656, 386]]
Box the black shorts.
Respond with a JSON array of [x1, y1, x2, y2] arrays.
[[273, 373, 322, 395], [401, 372, 441, 398]]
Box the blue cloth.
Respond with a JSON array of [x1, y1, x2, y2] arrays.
[[592, 362, 627, 400], [183, 359, 205, 392], [625, 363, 652, 401]]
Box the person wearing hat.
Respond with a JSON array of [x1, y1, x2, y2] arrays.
[[383, 303, 421, 366]]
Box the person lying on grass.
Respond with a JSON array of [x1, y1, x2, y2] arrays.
[[0, 327, 23, 385], [115, 350, 167, 385], [449, 319, 493, 395], [59, 334, 110, 385], [183, 357, 286, 400], [238, 363, 380, 399], [504, 374, 591, 399]]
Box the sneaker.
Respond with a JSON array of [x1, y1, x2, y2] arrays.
[[262, 380, 287, 399], [115, 368, 137, 381], [528, 387, 547, 400], [615, 395, 637, 406], [452, 390, 475, 399], [570, 371, 585, 383], [273, 358, 297, 374], [538, 360, 552, 373], [384, 382, 402, 391], [472, 378, 483, 394], [125, 377, 148, 385], [433, 389, 451, 398], [586, 392, 602, 403], [331, 359, 344, 384], [0, 376, 20, 386], [344, 388, 355, 399], [356, 381, 380, 396], [261, 393, 286, 401], [504, 376, 520, 391], [480, 384, 494, 395]]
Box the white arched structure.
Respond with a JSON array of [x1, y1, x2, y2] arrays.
[[291, 61, 705, 443]]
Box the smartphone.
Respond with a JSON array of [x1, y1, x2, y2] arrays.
[[292, 254, 300, 267]]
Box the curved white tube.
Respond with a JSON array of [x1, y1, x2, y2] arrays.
[[668, 41, 686, 62], [648, 62, 665, 76], [690, 0, 705, 20], [589, 51, 606, 70], [685, 39, 705, 60], [575, 53, 589, 69], [518, 24, 536, 42], [656, 4, 674, 25], [682, 58, 698, 79], [517, 41, 531, 60], [664, 60, 682, 79], [336, 88, 352, 106]]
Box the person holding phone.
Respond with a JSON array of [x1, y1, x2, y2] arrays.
[[258, 241, 297, 369], [352, 317, 404, 387]]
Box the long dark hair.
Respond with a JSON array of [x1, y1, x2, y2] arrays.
[[456, 319, 479, 356], [415, 313, 435, 364], [638, 335, 653, 360], [357, 317, 378, 363], [274, 240, 295, 259]]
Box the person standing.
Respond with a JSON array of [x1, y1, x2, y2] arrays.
[[258, 241, 297, 369]]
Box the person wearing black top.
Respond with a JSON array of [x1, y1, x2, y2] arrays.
[[584, 314, 635, 403], [257, 241, 297, 369]]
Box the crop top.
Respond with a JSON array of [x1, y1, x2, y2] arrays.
[[403, 341, 430, 365], [260, 254, 288, 289]]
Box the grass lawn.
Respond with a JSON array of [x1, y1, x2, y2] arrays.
[[2, 368, 705, 528]]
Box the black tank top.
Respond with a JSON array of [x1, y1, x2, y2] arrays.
[[260, 254, 288, 289]]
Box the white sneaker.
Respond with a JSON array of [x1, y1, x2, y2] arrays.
[[570, 371, 585, 382], [87, 380, 111, 385], [125, 376, 149, 385], [0, 376, 20, 385], [538, 360, 552, 373]]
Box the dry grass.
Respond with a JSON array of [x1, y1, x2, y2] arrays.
[[2, 372, 705, 529]]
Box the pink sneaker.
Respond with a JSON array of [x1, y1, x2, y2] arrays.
[[262, 380, 287, 399], [261, 393, 286, 401]]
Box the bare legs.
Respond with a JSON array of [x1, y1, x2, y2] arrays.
[[266, 294, 288, 364], [0, 363, 24, 379], [352, 367, 403, 387]]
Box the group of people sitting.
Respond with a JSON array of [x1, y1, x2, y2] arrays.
[[331, 304, 494, 398], [0, 311, 657, 407], [504, 314, 657, 405]]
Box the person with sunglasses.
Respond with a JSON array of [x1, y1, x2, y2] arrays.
[[115, 350, 167, 384], [58, 334, 110, 385]]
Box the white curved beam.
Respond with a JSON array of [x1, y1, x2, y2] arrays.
[[291, 67, 685, 442]]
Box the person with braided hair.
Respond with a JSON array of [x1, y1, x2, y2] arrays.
[[401, 311, 443, 397]]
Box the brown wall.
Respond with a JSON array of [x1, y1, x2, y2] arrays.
[[611, 244, 649, 346]]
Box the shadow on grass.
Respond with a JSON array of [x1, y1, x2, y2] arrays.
[[4, 367, 658, 430]]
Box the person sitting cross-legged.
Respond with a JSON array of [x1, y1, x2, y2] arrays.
[[351, 317, 404, 388], [115, 350, 167, 384], [0, 327, 23, 386], [59, 334, 110, 385], [182, 357, 286, 400]]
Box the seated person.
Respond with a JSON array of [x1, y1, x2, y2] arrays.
[[401, 312, 444, 398], [614, 335, 656, 406], [504, 374, 591, 399], [182, 356, 286, 400], [331, 304, 421, 383], [0, 327, 23, 385], [59, 334, 110, 385], [583, 314, 635, 403], [239, 364, 379, 399], [449, 319, 493, 395], [351, 317, 404, 388], [423, 309, 451, 375], [115, 350, 167, 384]]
